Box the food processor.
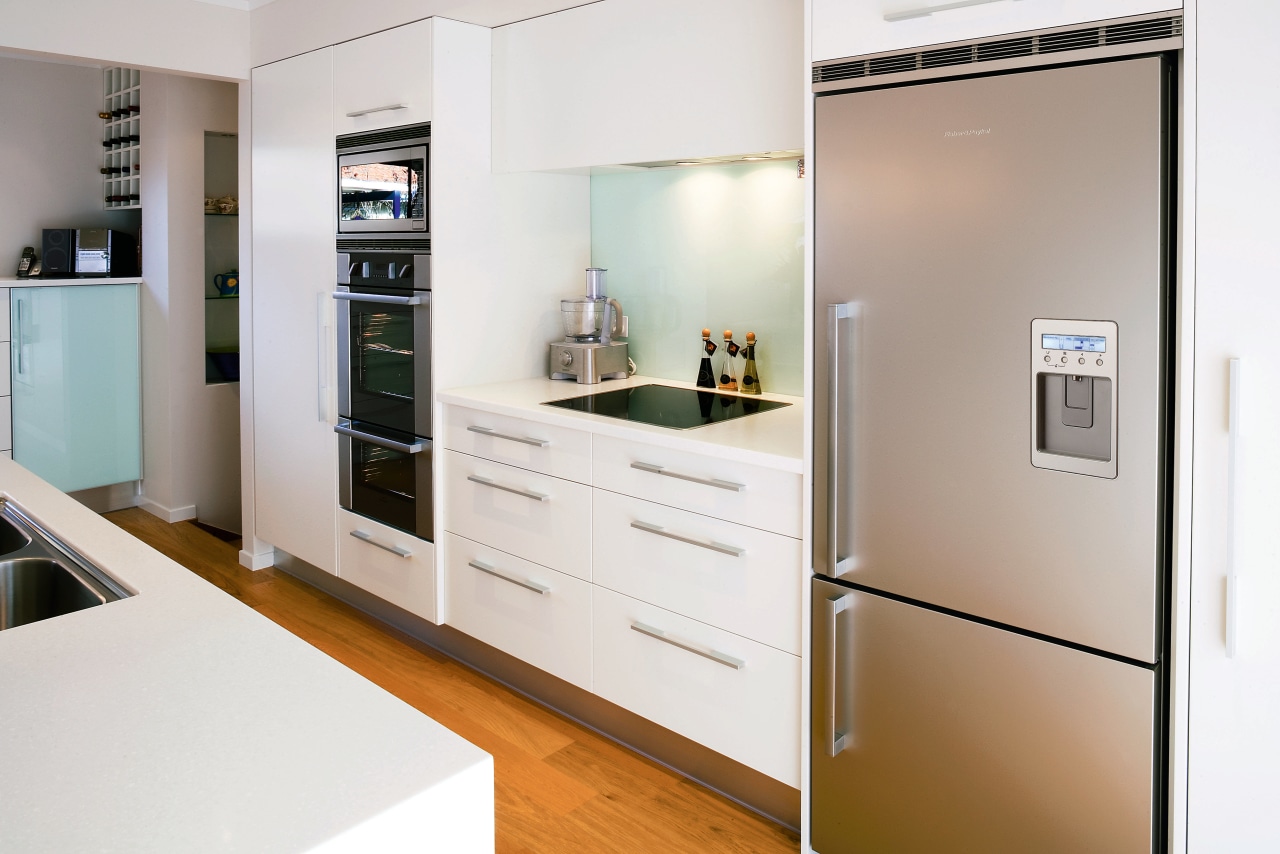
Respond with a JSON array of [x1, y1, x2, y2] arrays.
[[549, 268, 629, 383]]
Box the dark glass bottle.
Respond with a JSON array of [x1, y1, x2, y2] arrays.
[[696, 328, 717, 389]]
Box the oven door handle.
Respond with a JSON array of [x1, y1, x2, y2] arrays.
[[334, 421, 427, 454], [331, 292, 422, 306]]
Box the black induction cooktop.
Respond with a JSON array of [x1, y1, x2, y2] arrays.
[[542, 383, 789, 430]]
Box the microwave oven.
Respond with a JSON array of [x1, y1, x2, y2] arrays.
[[336, 123, 429, 235]]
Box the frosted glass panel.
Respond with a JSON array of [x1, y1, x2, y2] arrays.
[[590, 160, 804, 395], [11, 285, 141, 492]]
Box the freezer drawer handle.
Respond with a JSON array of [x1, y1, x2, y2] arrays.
[[466, 425, 550, 448], [467, 474, 549, 503], [885, 0, 1009, 22], [630, 461, 746, 493], [468, 559, 551, 596], [350, 530, 411, 558], [827, 593, 851, 757], [631, 621, 745, 670], [630, 520, 745, 558], [335, 421, 427, 454]]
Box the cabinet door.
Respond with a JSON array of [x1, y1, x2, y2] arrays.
[[10, 285, 140, 492], [812, 0, 1182, 62], [251, 48, 339, 574], [333, 19, 432, 136]]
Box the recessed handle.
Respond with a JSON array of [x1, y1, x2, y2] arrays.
[[1227, 357, 1242, 658], [350, 529, 411, 558], [630, 461, 745, 492], [630, 520, 745, 558], [467, 425, 550, 448], [885, 0, 1016, 22], [467, 474, 549, 502], [468, 559, 550, 595], [631, 621, 745, 670], [345, 103, 409, 118]]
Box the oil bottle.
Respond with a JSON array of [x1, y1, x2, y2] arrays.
[[718, 330, 740, 392], [696, 328, 718, 389], [740, 331, 762, 395]]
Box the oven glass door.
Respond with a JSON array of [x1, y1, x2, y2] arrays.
[[338, 145, 427, 233], [338, 420, 434, 541], [338, 285, 431, 437]]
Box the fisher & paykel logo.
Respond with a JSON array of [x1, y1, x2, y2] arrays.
[[943, 128, 992, 138]]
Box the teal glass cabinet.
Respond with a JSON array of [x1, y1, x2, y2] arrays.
[[10, 285, 141, 492]]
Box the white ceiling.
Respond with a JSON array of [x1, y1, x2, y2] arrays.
[[190, 0, 602, 26]]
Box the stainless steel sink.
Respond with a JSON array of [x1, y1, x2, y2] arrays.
[[0, 500, 130, 632]]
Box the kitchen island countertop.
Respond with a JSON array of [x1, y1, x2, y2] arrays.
[[0, 458, 493, 853]]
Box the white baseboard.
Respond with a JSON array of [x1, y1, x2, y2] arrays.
[[138, 499, 198, 523], [239, 548, 276, 571]]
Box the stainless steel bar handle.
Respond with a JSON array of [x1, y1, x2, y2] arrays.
[[827, 303, 854, 575], [350, 530, 412, 558], [334, 421, 426, 454], [466, 425, 550, 448], [14, 298, 23, 376], [630, 461, 746, 493], [1227, 358, 1242, 658], [466, 474, 549, 503], [827, 593, 851, 757], [885, 0, 1014, 22], [630, 621, 745, 670], [317, 293, 331, 423], [630, 520, 745, 558], [331, 292, 422, 306], [468, 559, 551, 596], [344, 103, 408, 118]]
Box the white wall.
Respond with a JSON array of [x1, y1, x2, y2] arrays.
[[0, 56, 139, 270], [1186, 0, 1280, 849], [0, 0, 249, 80], [139, 72, 238, 524], [492, 0, 804, 172]]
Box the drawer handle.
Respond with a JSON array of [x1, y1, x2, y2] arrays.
[[631, 621, 745, 670], [467, 425, 550, 448], [467, 474, 549, 502], [345, 102, 409, 118], [350, 530, 412, 558], [630, 520, 745, 558], [468, 559, 551, 596], [884, 0, 1011, 22], [630, 461, 745, 493]]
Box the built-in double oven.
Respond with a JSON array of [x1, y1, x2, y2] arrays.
[[333, 123, 434, 542]]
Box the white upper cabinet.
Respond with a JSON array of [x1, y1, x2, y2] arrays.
[[812, 0, 1183, 62], [492, 0, 802, 172], [333, 19, 432, 135]]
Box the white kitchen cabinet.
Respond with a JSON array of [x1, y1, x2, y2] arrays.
[[443, 532, 592, 690], [592, 433, 802, 538], [592, 489, 803, 656], [441, 448, 592, 581], [251, 47, 339, 575], [443, 404, 591, 484], [491, 0, 802, 172], [339, 509, 437, 622], [332, 18, 432, 136], [592, 584, 801, 788], [812, 0, 1182, 62]]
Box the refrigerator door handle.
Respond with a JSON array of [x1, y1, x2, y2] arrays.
[[827, 303, 856, 575], [826, 592, 851, 756]]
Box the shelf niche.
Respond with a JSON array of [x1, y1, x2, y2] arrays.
[[204, 131, 239, 384]]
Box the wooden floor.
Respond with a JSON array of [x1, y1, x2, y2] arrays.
[[105, 509, 800, 854]]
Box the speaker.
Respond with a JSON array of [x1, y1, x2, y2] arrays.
[[41, 228, 76, 277]]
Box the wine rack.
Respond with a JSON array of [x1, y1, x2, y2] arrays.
[[102, 67, 141, 210]]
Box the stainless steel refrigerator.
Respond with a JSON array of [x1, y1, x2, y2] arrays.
[[811, 46, 1175, 853]]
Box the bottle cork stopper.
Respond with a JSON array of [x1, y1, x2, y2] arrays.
[[702, 328, 711, 338], [746, 332, 756, 344], [724, 329, 733, 339]]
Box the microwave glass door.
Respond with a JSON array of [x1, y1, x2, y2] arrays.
[[338, 145, 427, 232]]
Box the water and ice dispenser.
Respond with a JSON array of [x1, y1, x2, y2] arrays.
[[1031, 319, 1118, 479]]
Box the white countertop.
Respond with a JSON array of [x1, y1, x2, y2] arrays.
[[438, 375, 804, 473], [0, 459, 493, 853], [0, 276, 143, 287]]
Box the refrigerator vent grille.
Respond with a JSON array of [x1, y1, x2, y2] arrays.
[[335, 122, 431, 150], [812, 14, 1182, 84]]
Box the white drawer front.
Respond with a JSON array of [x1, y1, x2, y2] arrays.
[[593, 490, 802, 655], [0, 398, 9, 451], [444, 533, 592, 691], [339, 509, 438, 623], [443, 404, 591, 483], [442, 450, 591, 580], [592, 586, 800, 787], [592, 434, 801, 537], [0, 348, 9, 396], [0, 291, 9, 343]]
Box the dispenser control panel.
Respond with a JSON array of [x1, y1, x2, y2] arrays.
[[1030, 319, 1118, 479]]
